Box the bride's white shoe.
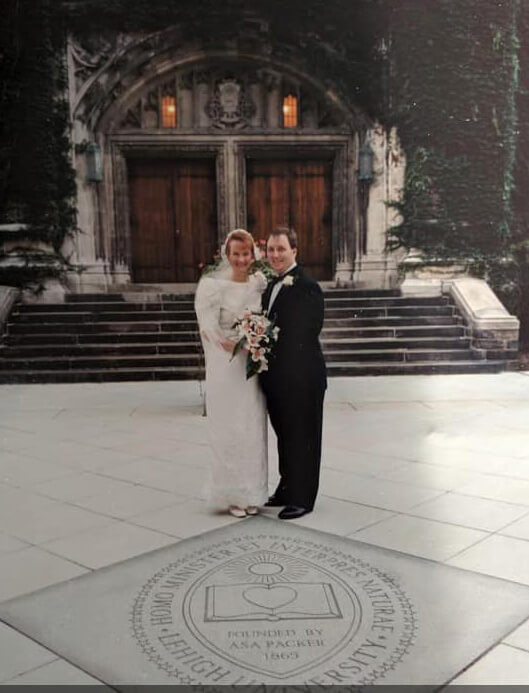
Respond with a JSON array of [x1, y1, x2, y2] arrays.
[[228, 506, 247, 518], [246, 506, 259, 515]]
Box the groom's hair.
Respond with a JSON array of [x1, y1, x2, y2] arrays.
[[269, 226, 298, 249]]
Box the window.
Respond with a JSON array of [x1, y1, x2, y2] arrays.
[[282, 94, 298, 128], [162, 96, 177, 128]]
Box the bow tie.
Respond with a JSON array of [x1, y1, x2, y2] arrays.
[[270, 271, 292, 286]]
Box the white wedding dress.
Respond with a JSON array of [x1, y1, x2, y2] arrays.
[[195, 273, 268, 508]]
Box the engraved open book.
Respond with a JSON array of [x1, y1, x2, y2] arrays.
[[204, 583, 343, 622]]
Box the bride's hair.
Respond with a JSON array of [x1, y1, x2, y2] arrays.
[[224, 229, 256, 257]]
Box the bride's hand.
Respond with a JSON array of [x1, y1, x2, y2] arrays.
[[220, 340, 236, 353]]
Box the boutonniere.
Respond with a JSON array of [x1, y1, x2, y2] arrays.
[[282, 275, 295, 287]]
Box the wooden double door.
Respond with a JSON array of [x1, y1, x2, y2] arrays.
[[246, 158, 333, 280], [128, 158, 217, 282], [127, 156, 333, 282]]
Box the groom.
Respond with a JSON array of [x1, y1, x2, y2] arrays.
[[259, 226, 327, 519]]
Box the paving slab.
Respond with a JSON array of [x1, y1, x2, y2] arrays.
[[1, 517, 528, 687], [0, 621, 56, 683], [0, 546, 88, 602], [504, 618, 529, 651], [3, 658, 106, 686], [447, 533, 529, 585], [449, 643, 529, 685]]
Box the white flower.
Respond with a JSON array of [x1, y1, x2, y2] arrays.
[[282, 275, 294, 287], [251, 347, 266, 362]]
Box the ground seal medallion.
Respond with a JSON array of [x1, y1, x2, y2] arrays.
[[132, 531, 417, 685]]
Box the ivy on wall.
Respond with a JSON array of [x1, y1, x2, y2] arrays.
[[0, 0, 77, 291], [511, 3, 529, 343], [386, 0, 529, 341]]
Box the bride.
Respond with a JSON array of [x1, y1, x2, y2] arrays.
[[194, 229, 268, 517]]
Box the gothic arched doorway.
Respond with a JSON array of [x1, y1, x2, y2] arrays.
[[72, 37, 367, 284]]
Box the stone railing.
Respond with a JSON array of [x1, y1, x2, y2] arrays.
[[400, 253, 519, 366], [0, 286, 19, 335], [448, 277, 519, 365]]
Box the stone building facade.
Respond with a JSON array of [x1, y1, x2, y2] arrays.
[[66, 23, 405, 292]]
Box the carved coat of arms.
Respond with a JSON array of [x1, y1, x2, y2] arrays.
[[207, 78, 255, 128]]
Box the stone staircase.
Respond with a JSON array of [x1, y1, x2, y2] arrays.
[[0, 288, 508, 383], [322, 289, 506, 376]]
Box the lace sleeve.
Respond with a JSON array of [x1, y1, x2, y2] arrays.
[[194, 277, 223, 346], [252, 270, 268, 293]]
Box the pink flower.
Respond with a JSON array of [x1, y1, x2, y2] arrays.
[[251, 347, 266, 362]]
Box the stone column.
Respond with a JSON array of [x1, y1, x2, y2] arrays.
[[265, 75, 280, 128], [66, 120, 114, 293], [249, 82, 264, 128], [178, 73, 193, 128], [194, 73, 210, 128], [334, 143, 355, 285], [224, 139, 240, 234], [353, 125, 404, 289]]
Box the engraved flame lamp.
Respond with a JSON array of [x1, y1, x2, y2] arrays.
[[86, 141, 103, 183], [358, 136, 374, 184]]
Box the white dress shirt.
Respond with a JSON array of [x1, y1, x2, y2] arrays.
[[268, 263, 297, 312]]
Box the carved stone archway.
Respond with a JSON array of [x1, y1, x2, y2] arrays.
[[68, 28, 379, 288]]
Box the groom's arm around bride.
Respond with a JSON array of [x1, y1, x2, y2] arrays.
[[259, 226, 327, 519]]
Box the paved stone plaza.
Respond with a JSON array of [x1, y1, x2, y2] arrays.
[[1, 373, 529, 685]]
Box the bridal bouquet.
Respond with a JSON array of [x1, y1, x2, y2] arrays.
[[231, 310, 279, 379]]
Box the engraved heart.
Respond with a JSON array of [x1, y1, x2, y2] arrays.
[[242, 585, 297, 611]]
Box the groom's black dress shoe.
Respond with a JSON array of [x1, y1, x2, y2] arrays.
[[264, 495, 286, 507], [278, 505, 312, 520]]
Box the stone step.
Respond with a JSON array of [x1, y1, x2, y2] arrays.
[[323, 349, 481, 363], [325, 360, 506, 376], [324, 315, 462, 328], [20, 295, 449, 313], [3, 336, 473, 356], [12, 310, 197, 323], [322, 325, 467, 339], [8, 315, 463, 335], [0, 353, 203, 371], [64, 288, 402, 301], [322, 289, 401, 297], [321, 337, 472, 350], [0, 366, 204, 384], [65, 293, 126, 303], [0, 359, 507, 384], [3, 331, 201, 346], [6, 345, 477, 363], [7, 323, 466, 340], [17, 301, 195, 313], [324, 296, 451, 307], [325, 305, 456, 318], [8, 321, 199, 335], [0, 342, 201, 358], [14, 306, 456, 323]]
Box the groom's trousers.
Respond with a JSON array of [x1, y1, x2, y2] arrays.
[[264, 382, 325, 510]]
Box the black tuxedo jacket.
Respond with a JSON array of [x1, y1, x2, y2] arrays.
[[260, 265, 327, 392]]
